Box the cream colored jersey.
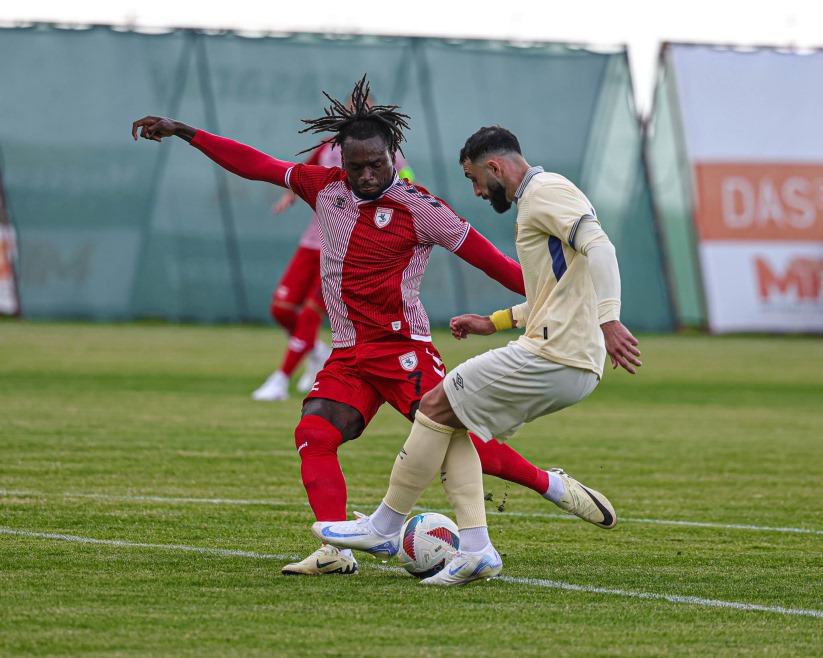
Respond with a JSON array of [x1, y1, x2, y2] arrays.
[[511, 169, 606, 378]]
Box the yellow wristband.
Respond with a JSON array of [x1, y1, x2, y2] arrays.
[[489, 309, 513, 332]]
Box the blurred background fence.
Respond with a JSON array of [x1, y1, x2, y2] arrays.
[[0, 25, 674, 330]]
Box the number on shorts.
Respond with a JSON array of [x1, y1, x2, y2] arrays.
[[407, 370, 422, 397]]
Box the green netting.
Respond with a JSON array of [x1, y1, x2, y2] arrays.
[[579, 52, 674, 332], [644, 48, 706, 328], [0, 25, 673, 330]]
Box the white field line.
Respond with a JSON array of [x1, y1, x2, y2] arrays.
[[0, 528, 298, 561], [0, 490, 289, 506], [369, 564, 823, 620], [483, 510, 823, 536], [3, 526, 822, 620], [2, 489, 821, 537], [495, 576, 823, 620]]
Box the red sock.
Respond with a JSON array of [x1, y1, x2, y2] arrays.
[[280, 304, 323, 376], [294, 415, 347, 521], [471, 432, 549, 495]]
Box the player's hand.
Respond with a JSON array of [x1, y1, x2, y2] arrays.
[[272, 190, 297, 214], [600, 320, 641, 374], [131, 116, 195, 143], [450, 314, 496, 340]]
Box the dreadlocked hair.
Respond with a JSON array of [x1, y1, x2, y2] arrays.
[[297, 74, 410, 156]]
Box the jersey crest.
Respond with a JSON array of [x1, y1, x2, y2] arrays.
[[375, 207, 394, 228], [399, 352, 418, 371]]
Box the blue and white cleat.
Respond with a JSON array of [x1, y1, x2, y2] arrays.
[[312, 512, 400, 556], [419, 544, 502, 586]]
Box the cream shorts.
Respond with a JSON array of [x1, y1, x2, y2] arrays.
[[442, 341, 599, 442]]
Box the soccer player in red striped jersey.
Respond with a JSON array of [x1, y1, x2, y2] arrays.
[[254, 139, 414, 402], [132, 76, 558, 576]]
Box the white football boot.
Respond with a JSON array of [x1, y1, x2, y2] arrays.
[[281, 544, 358, 575], [297, 341, 332, 393], [545, 468, 617, 529], [312, 512, 400, 556], [251, 370, 289, 401], [419, 544, 502, 586]]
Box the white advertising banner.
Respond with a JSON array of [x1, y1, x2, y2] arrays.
[[700, 242, 823, 333], [671, 44, 823, 333]]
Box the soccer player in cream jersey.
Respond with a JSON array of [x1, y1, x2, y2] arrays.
[[314, 125, 642, 585]]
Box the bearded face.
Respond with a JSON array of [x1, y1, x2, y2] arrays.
[[462, 159, 512, 214], [485, 175, 512, 214]]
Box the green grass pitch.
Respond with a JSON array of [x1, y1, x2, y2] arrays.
[[1, 321, 822, 657]]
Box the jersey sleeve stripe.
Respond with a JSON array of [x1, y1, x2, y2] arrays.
[[548, 235, 568, 281], [569, 213, 593, 250]]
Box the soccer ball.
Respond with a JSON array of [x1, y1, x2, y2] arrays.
[[398, 512, 460, 579]]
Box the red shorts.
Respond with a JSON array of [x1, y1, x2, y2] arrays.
[[304, 339, 447, 430], [273, 245, 324, 309]]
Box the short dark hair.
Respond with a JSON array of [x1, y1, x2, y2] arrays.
[[298, 74, 410, 156], [459, 126, 522, 164]]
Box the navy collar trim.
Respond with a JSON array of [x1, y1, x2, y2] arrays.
[[515, 166, 545, 203]]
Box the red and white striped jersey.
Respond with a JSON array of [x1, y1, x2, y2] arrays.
[[190, 130, 523, 345], [287, 163, 469, 347]]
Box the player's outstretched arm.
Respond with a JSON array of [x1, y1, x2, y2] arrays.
[[601, 320, 641, 374], [132, 116, 293, 187], [132, 116, 195, 143]]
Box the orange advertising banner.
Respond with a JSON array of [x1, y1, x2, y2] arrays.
[[694, 163, 823, 242]]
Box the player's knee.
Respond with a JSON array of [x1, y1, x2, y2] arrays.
[[271, 302, 297, 330], [418, 384, 459, 426], [302, 399, 366, 442], [294, 414, 343, 460]]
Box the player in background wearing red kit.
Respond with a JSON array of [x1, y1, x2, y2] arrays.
[[132, 76, 563, 576], [253, 140, 415, 401]]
